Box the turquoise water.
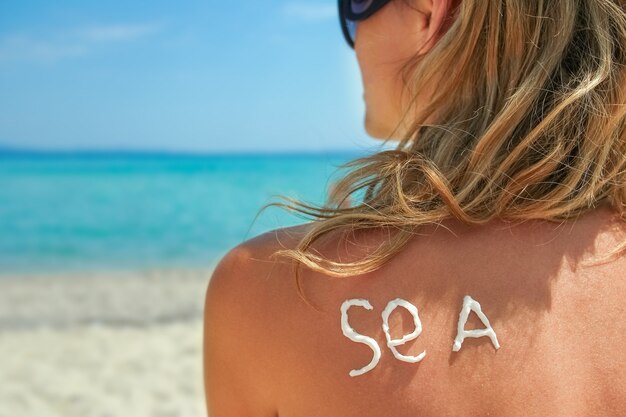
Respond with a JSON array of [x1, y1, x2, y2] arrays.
[[0, 151, 362, 274]]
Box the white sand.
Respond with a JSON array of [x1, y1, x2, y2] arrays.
[[0, 268, 215, 417]]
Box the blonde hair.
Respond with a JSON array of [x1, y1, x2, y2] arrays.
[[258, 0, 626, 304]]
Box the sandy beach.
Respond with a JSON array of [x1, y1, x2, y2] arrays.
[[0, 268, 214, 417]]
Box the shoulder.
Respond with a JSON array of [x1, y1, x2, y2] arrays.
[[202, 223, 311, 416], [204, 223, 312, 304]]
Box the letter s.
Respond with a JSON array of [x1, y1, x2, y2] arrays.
[[340, 299, 382, 377]]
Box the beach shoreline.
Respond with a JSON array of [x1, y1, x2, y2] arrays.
[[0, 267, 216, 417]]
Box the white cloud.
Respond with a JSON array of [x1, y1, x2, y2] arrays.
[[0, 22, 161, 64], [0, 36, 88, 64], [80, 23, 161, 42], [281, 2, 337, 21]]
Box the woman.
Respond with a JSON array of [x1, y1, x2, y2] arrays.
[[204, 0, 626, 415]]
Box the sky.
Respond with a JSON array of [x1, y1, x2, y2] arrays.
[[0, 0, 381, 153]]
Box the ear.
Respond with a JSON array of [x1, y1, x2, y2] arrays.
[[418, 0, 459, 55]]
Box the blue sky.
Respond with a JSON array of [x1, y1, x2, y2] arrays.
[[0, 0, 381, 152]]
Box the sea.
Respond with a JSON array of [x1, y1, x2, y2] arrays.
[[0, 150, 365, 275]]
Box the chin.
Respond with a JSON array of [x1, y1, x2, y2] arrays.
[[364, 113, 392, 139]]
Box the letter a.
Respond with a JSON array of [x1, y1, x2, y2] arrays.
[[452, 295, 500, 352], [340, 299, 382, 377]]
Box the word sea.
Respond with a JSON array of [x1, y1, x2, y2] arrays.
[[340, 295, 500, 377]]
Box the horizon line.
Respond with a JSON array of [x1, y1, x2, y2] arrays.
[[0, 145, 380, 157]]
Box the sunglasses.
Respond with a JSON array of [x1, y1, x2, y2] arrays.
[[338, 0, 392, 49]]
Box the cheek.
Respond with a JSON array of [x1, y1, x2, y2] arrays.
[[354, 6, 426, 136], [358, 45, 403, 99], [358, 51, 406, 121], [356, 22, 414, 108]]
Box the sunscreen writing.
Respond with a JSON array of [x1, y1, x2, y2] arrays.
[[340, 295, 500, 377]]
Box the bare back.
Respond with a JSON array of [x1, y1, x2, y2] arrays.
[[240, 205, 626, 417]]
